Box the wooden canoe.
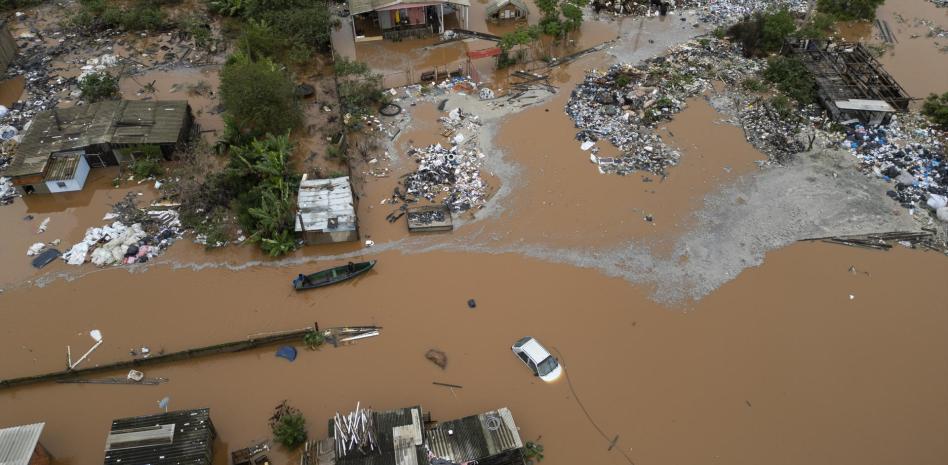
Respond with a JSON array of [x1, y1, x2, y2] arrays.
[[293, 260, 376, 290]]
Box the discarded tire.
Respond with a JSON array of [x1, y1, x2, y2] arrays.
[[379, 103, 402, 116], [294, 84, 315, 98]]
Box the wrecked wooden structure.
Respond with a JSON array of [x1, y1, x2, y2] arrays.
[[104, 409, 216, 465], [5, 100, 192, 194], [787, 39, 910, 126], [308, 405, 526, 465]]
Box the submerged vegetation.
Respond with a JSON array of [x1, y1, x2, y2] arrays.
[[334, 58, 386, 125], [78, 71, 119, 102], [269, 402, 307, 449], [816, 0, 885, 21], [922, 92, 948, 129]]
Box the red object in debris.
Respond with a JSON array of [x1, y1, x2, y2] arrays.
[[468, 47, 502, 59]]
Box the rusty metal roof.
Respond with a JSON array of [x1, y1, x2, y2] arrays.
[[5, 100, 189, 178], [0, 422, 45, 465], [43, 153, 82, 182]]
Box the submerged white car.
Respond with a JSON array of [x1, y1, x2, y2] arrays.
[[511, 336, 563, 382]]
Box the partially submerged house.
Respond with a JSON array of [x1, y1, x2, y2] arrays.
[[348, 0, 470, 41], [788, 39, 911, 126], [0, 422, 53, 465], [4, 100, 192, 195], [104, 408, 216, 465], [295, 175, 359, 244], [321, 405, 526, 465], [485, 0, 529, 22]]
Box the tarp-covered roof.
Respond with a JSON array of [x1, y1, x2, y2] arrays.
[[295, 176, 357, 234], [5, 100, 189, 178], [485, 0, 528, 17], [349, 0, 470, 16], [0, 422, 45, 465]]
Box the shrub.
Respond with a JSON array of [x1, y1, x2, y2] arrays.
[[763, 56, 816, 104], [727, 9, 796, 58], [817, 0, 884, 21], [524, 441, 545, 464], [128, 146, 165, 178], [303, 330, 325, 349], [741, 77, 767, 92], [69, 0, 167, 32], [271, 410, 306, 449], [79, 72, 119, 102], [220, 53, 302, 135], [922, 92, 948, 129], [797, 12, 837, 39], [334, 58, 384, 120]]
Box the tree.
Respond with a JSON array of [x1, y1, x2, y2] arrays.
[[922, 92, 948, 129], [763, 56, 816, 104], [727, 9, 796, 58], [79, 71, 119, 102], [797, 12, 837, 39], [533, 0, 587, 38], [219, 53, 302, 135], [269, 402, 307, 449], [817, 0, 884, 21]]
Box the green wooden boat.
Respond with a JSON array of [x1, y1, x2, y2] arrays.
[[293, 260, 376, 290]]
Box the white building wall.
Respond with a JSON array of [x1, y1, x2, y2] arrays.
[[45, 156, 90, 193]]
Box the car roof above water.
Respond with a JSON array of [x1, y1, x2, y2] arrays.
[[516, 337, 551, 363]]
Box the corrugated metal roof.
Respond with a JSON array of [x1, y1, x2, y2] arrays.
[[349, 0, 470, 16], [427, 408, 523, 463], [5, 100, 189, 178], [485, 0, 528, 16], [103, 408, 215, 465], [295, 176, 357, 234], [333, 406, 427, 465], [0, 422, 45, 465], [43, 154, 81, 182], [833, 99, 895, 112]]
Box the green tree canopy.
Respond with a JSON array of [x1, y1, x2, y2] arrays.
[[220, 53, 302, 135], [727, 9, 797, 58], [922, 92, 948, 129], [817, 0, 885, 21]]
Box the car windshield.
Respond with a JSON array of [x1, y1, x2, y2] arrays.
[[537, 356, 558, 376]]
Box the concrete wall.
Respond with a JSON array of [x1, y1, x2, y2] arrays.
[[0, 22, 17, 73], [45, 156, 90, 193], [303, 229, 359, 245]]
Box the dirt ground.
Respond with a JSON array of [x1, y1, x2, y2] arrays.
[[1, 1, 947, 465]]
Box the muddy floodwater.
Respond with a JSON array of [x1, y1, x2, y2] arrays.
[[1, 243, 947, 465], [2, 1, 948, 464]]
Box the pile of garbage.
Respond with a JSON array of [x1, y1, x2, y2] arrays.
[[1, 176, 16, 205], [567, 39, 771, 175], [61, 195, 184, 266], [398, 108, 488, 212], [736, 100, 807, 163], [844, 115, 947, 219], [408, 208, 447, 225], [591, 0, 809, 24]]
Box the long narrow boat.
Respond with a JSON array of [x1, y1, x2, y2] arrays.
[[293, 260, 376, 290]]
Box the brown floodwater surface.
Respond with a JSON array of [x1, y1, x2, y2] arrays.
[[1, 243, 946, 465], [870, 0, 948, 99]]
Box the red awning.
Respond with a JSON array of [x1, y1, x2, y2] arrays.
[[467, 47, 502, 59]]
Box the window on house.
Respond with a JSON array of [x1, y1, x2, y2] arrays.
[[57, 181, 67, 188]]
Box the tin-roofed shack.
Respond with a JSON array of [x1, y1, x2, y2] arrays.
[[103, 408, 216, 465], [348, 0, 470, 41], [4, 100, 192, 195], [788, 39, 910, 126], [485, 0, 528, 22], [295, 175, 359, 244], [0, 422, 53, 465]]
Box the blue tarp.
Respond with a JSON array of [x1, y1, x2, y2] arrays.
[[276, 346, 298, 362]]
